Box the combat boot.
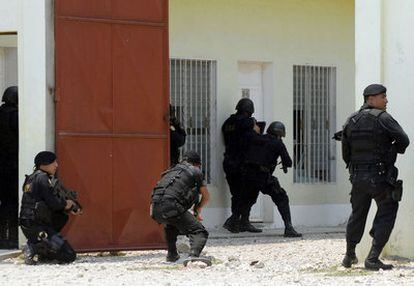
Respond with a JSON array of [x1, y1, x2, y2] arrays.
[[364, 246, 393, 271], [284, 224, 302, 238], [23, 243, 36, 265], [223, 215, 240, 233], [342, 243, 358, 268], [166, 251, 180, 262], [239, 219, 262, 233]]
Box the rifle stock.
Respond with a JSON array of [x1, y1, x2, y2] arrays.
[[51, 178, 83, 213]]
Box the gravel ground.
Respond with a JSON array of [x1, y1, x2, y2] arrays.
[[1, 233, 413, 286]]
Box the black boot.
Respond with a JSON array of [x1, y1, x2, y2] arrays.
[[223, 215, 240, 233], [239, 217, 262, 233], [23, 243, 36, 265], [166, 251, 180, 262], [365, 246, 393, 270], [284, 223, 302, 238], [342, 243, 358, 268]]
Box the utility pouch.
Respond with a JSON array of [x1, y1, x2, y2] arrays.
[[391, 180, 403, 202], [385, 166, 399, 187]]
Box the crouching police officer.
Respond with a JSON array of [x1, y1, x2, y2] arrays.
[[341, 84, 409, 270], [19, 151, 80, 265], [240, 121, 301, 237], [151, 151, 210, 264]]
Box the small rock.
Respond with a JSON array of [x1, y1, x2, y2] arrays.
[[186, 261, 207, 269], [76, 273, 84, 278], [228, 256, 240, 262]]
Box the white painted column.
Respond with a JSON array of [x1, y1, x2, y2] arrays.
[[355, 0, 383, 109], [18, 0, 54, 247], [381, 0, 414, 259], [354, 0, 383, 260]]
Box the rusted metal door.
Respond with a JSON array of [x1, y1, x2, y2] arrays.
[[55, 0, 169, 251]]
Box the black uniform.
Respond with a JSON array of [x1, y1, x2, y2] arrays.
[[222, 113, 256, 221], [170, 122, 186, 166], [19, 170, 76, 263], [0, 87, 18, 248], [342, 104, 409, 267], [151, 162, 208, 260], [240, 133, 299, 235]]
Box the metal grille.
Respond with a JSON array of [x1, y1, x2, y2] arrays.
[[170, 59, 217, 183], [293, 65, 336, 183]]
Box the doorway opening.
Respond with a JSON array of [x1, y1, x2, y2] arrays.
[[0, 33, 18, 249], [238, 61, 274, 222]]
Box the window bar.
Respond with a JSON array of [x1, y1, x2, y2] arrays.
[[293, 66, 297, 182], [327, 67, 331, 181], [303, 66, 306, 183], [315, 66, 323, 183], [322, 67, 326, 182]]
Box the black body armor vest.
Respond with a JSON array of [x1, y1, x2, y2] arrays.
[[19, 170, 43, 221], [346, 109, 391, 165], [151, 163, 200, 211]]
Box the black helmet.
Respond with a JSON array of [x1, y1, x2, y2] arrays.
[[235, 98, 254, 115], [267, 121, 286, 137], [182, 150, 201, 164], [2, 86, 18, 106]]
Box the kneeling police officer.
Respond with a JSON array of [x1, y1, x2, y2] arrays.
[[19, 151, 81, 265], [151, 151, 210, 264], [240, 121, 302, 237]]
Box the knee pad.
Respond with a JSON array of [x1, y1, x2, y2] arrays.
[[49, 234, 65, 253]]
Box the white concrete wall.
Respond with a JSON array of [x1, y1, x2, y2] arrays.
[[0, 0, 55, 247], [170, 0, 355, 228], [356, 0, 414, 259]]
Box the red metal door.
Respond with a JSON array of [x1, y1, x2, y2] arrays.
[[55, 0, 169, 251]]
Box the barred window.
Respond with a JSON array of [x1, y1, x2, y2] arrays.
[[170, 59, 217, 183], [293, 65, 337, 183]]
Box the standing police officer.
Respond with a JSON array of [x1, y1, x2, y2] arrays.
[[222, 98, 259, 233], [341, 84, 409, 270], [0, 86, 18, 248], [240, 121, 302, 237], [19, 151, 80, 264], [151, 151, 210, 264]]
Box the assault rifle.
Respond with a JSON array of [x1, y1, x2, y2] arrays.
[[50, 178, 83, 213]]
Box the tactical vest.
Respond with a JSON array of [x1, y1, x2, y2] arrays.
[[151, 163, 200, 211], [244, 134, 277, 173], [19, 170, 43, 221], [346, 108, 391, 165]]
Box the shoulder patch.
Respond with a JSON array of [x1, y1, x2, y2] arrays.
[[24, 183, 31, 193]]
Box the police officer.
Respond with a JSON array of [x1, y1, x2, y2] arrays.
[[151, 151, 210, 263], [0, 86, 18, 248], [222, 98, 259, 233], [19, 151, 80, 264], [170, 105, 186, 166], [240, 121, 302, 237], [341, 84, 409, 270]]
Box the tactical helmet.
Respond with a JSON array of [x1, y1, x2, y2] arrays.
[[267, 121, 286, 137], [2, 86, 18, 105], [235, 98, 254, 115], [182, 150, 201, 165]]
